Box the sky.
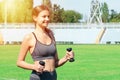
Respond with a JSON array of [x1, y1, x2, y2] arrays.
[[33, 0, 120, 20]]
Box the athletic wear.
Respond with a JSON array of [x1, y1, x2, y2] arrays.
[[31, 32, 57, 61], [30, 70, 57, 80], [30, 32, 57, 80]]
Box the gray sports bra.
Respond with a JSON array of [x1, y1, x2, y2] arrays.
[[31, 32, 57, 61]]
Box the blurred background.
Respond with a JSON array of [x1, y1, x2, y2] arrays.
[[0, 0, 120, 45], [0, 1, 120, 80]]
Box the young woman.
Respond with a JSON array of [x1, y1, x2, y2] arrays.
[[16, 4, 74, 80]]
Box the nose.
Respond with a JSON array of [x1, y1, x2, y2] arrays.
[[46, 17, 49, 21]]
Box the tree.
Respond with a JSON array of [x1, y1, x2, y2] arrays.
[[51, 4, 64, 23], [15, 0, 33, 23], [101, 2, 109, 23], [42, 0, 52, 10], [109, 10, 120, 22], [24, 0, 33, 23], [51, 4, 82, 23], [0, 0, 33, 23], [62, 10, 82, 23], [0, 1, 4, 23], [42, 0, 53, 22]]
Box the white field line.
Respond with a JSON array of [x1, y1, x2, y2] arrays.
[[0, 77, 17, 80]]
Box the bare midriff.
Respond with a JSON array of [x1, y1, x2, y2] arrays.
[[34, 58, 55, 72]]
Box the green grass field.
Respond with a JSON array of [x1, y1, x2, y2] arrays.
[[0, 44, 120, 80]]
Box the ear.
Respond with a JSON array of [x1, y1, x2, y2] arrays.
[[33, 15, 37, 22]]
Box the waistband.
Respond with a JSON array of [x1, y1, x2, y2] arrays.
[[32, 70, 56, 76]]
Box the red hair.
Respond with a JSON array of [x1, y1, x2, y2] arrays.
[[32, 4, 50, 17]]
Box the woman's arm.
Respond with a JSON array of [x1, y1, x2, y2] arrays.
[[16, 34, 35, 70], [54, 53, 68, 68], [17, 34, 44, 72], [55, 51, 74, 68]]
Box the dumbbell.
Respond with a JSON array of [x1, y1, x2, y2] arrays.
[[66, 48, 75, 62], [39, 61, 45, 66], [36, 61, 45, 75]]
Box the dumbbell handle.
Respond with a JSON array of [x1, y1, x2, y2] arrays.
[[66, 48, 75, 62]]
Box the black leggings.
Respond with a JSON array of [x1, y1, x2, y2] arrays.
[[30, 70, 57, 80]]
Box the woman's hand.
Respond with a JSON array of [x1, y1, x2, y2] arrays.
[[65, 51, 74, 60], [33, 61, 45, 73]]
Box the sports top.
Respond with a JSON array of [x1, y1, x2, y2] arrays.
[[31, 32, 57, 61]]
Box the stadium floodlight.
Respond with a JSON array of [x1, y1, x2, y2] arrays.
[[87, 0, 106, 44], [88, 0, 102, 24]]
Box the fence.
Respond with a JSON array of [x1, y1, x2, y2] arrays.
[[0, 23, 120, 44]]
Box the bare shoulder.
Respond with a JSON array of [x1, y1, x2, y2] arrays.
[[22, 33, 35, 44], [23, 33, 33, 41]]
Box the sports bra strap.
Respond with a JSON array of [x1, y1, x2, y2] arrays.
[[32, 32, 37, 40]]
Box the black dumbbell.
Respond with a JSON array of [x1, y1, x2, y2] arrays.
[[39, 61, 45, 66], [66, 48, 75, 62], [36, 61, 45, 75]]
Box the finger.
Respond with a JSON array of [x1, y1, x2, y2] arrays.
[[37, 66, 41, 72], [67, 53, 73, 58], [36, 70, 39, 72], [66, 53, 70, 56]]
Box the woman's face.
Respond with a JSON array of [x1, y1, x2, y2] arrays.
[[34, 10, 50, 28]]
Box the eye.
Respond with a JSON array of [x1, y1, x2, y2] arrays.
[[47, 16, 50, 18], [42, 15, 49, 18], [42, 16, 46, 18]]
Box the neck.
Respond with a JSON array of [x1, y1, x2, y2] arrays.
[[35, 24, 46, 33]]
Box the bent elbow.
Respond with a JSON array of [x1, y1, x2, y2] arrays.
[[16, 62, 19, 67], [16, 60, 21, 67]]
